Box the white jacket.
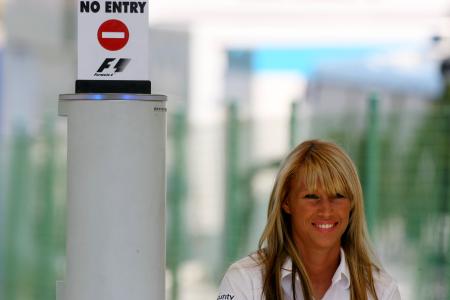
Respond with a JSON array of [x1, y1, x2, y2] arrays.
[[218, 249, 401, 300]]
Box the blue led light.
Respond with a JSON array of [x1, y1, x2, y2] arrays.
[[122, 94, 134, 100], [92, 94, 104, 100], [78, 94, 151, 101]]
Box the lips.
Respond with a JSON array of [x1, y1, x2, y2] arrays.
[[312, 222, 338, 232]]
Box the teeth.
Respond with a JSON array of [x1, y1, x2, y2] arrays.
[[316, 224, 334, 229]]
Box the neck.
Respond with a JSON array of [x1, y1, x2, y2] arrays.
[[299, 246, 340, 282], [294, 239, 341, 297]]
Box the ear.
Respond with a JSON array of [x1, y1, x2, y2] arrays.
[[282, 200, 291, 214]]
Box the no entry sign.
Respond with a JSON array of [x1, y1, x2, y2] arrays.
[[77, 0, 149, 88], [97, 19, 129, 51]]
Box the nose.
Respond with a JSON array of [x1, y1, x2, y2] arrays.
[[317, 197, 333, 218]]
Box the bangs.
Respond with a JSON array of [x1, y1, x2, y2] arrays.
[[293, 153, 353, 200]]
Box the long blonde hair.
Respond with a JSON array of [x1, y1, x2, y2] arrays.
[[257, 140, 379, 300]]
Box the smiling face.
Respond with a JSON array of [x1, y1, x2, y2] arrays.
[[282, 180, 351, 253]]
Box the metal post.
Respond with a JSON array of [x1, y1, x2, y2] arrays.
[[34, 118, 56, 300], [167, 108, 187, 300], [438, 85, 450, 299], [224, 102, 241, 269], [289, 101, 299, 149], [5, 125, 31, 300], [365, 93, 380, 234], [58, 93, 167, 300]]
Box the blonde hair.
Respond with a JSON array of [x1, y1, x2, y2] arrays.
[[257, 139, 379, 300]]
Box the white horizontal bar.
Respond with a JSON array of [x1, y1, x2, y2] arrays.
[[102, 32, 125, 39]]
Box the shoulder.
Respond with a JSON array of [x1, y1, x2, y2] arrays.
[[372, 268, 401, 300], [230, 254, 263, 275], [220, 255, 264, 288], [217, 254, 264, 300]]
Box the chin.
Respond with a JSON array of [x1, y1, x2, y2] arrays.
[[311, 238, 341, 250]]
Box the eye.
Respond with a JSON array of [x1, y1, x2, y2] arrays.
[[304, 194, 320, 199], [335, 193, 346, 199]]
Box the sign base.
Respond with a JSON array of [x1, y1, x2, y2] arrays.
[[75, 80, 151, 94]]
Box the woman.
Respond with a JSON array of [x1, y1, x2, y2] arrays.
[[218, 140, 400, 300]]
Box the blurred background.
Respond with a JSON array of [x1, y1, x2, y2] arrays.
[[1, 0, 450, 299]]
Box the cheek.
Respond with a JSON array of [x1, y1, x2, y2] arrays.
[[342, 206, 350, 219], [347, 207, 354, 225], [291, 215, 309, 234], [340, 201, 352, 218], [290, 205, 315, 224], [341, 207, 352, 230]]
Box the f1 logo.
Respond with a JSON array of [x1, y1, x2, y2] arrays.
[[96, 58, 130, 73]]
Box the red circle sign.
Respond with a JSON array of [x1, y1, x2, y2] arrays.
[[97, 19, 129, 51]]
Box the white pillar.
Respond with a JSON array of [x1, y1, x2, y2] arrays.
[[58, 93, 167, 300]]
